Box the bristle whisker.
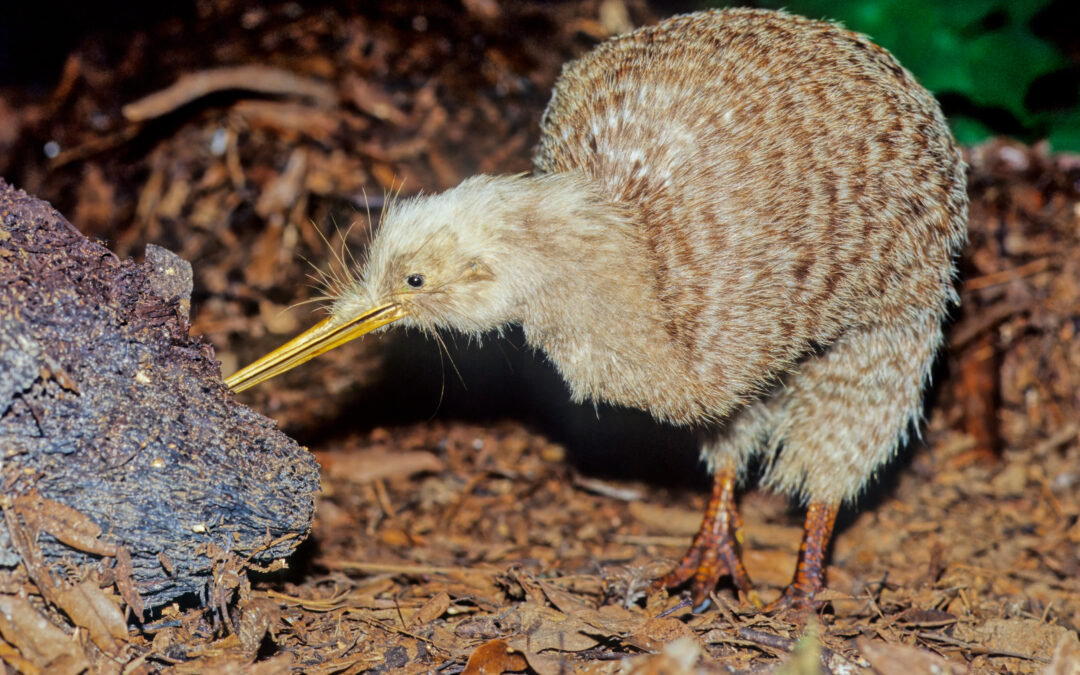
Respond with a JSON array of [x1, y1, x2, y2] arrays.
[[426, 331, 450, 421], [340, 219, 362, 277], [284, 295, 336, 314], [430, 328, 467, 395], [299, 256, 349, 303]]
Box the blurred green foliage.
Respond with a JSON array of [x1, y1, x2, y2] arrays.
[[723, 0, 1080, 150]]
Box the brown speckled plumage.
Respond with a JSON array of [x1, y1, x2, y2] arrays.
[[534, 7, 965, 506], [227, 8, 968, 609]]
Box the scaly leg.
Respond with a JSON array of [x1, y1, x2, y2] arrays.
[[655, 465, 752, 608], [765, 501, 838, 611]]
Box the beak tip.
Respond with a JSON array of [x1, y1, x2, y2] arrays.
[[221, 304, 404, 393]]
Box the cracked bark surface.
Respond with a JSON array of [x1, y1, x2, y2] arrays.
[[0, 179, 320, 609]]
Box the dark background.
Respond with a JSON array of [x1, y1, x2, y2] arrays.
[[3, 0, 1078, 148]]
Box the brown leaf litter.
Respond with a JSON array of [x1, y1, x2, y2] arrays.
[[0, 1, 1079, 672]]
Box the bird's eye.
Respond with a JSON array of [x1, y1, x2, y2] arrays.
[[406, 274, 425, 288]]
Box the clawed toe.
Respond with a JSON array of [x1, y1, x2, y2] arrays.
[[656, 466, 752, 607], [762, 501, 838, 614], [655, 484, 840, 615], [652, 464, 842, 615], [762, 585, 819, 614]]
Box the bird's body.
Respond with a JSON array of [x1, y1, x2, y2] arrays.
[[533, 9, 967, 503], [227, 8, 967, 609]]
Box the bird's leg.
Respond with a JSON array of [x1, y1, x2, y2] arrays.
[[765, 500, 838, 612], [656, 465, 752, 608]]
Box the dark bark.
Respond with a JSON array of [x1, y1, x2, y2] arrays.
[[0, 178, 319, 609]]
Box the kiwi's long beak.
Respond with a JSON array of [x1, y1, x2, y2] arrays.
[[225, 303, 405, 393]]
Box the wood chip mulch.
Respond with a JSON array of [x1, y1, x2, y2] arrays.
[[0, 1, 1078, 673]]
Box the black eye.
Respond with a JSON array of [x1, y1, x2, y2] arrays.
[[406, 274, 425, 288]]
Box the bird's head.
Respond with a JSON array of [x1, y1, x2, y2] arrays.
[[224, 175, 538, 392]]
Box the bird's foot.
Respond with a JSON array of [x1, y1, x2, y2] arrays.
[[762, 582, 819, 613], [763, 501, 838, 614], [654, 466, 756, 610], [655, 531, 754, 610]]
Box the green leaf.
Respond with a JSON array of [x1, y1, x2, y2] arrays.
[[948, 115, 997, 147], [1046, 116, 1080, 153], [708, 0, 1078, 147]]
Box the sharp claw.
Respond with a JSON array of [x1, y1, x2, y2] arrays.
[[656, 597, 694, 618], [763, 586, 818, 614]]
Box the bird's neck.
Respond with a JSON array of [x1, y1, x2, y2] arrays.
[[505, 173, 702, 423]]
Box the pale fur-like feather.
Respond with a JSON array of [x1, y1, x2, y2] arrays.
[[333, 8, 968, 506]]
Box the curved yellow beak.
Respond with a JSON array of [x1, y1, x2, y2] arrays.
[[225, 303, 405, 392]]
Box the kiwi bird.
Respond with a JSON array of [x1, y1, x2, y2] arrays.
[[226, 8, 967, 609]]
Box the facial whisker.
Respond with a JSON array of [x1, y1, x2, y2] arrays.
[[285, 295, 335, 314], [302, 263, 343, 303], [339, 220, 364, 281], [427, 331, 450, 422], [432, 329, 467, 394]]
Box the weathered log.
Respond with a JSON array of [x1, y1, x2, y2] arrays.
[[0, 179, 319, 609]]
